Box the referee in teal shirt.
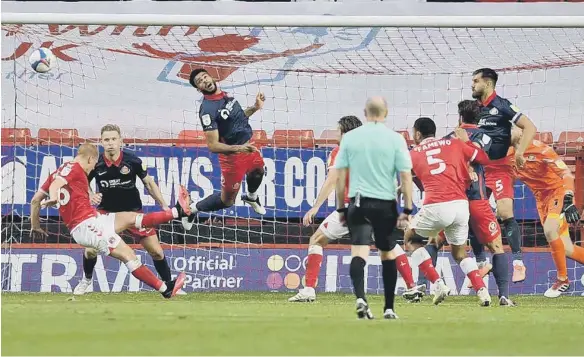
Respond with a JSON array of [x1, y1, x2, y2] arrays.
[[334, 97, 414, 320]]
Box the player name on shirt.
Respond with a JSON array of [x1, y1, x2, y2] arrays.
[[88, 150, 147, 212]]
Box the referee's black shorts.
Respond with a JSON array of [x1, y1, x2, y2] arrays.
[[347, 197, 398, 252]]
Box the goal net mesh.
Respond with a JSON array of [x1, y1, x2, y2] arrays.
[[2, 24, 583, 296]]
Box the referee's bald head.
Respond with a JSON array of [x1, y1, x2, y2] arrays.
[[364, 96, 388, 122]]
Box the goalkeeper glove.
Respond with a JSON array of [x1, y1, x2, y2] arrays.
[[561, 193, 580, 224]]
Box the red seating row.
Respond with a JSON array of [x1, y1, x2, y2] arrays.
[[2, 128, 583, 148]]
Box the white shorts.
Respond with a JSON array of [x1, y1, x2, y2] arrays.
[[319, 211, 350, 241], [70, 213, 122, 255], [410, 200, 470, 246]]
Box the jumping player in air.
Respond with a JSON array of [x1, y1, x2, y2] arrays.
[[451, 100, 514, 306], [70, 125, 184, 296], [288, 116, 419, 303], [404, 117, 492, 306], [472, 68, 538, 283], [182, 68, 266, 230], [508, 126, 583, 297], [29, 143, 191, 298]]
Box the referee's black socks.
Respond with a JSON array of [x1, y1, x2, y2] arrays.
[[349, 256, 367, 301], [382, 259, 398, 311]]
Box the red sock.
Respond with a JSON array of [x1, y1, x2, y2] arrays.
[[305, 245, 323, 288], [418, 259, 440, 284], [140, 210, 174, 228], [460, 257, 486, 291], [131, 265, 164, 291], [395, 253, 415, 289]]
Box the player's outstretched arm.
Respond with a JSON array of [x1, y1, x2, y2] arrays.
[[303, 168, 338, 226], [142, 175, 169, 209], [43, 177, 67, 208], [243, 92, 265, 118]]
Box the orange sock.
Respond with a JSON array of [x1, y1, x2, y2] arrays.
[[549, 239, 568, 280], [568, 245, 584, 264]]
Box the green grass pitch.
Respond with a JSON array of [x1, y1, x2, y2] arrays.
[[2, 292, 583, 356]]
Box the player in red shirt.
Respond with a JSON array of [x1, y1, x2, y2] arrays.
[[508, 127, 584, 297], [29, 143, 191, 298], [404, 117, 492, 306], [288, 116, 418, 302]]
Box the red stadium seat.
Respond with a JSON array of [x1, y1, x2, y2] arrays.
[[272, 130, 315, 148], [555, 131, 584, 155], [534, 132, 553, 145], [37, 128, 82, 145], [251, 130, 269, 147], [1, 128, 33, 145], [317, 129, 339, 147], [177, 130, 207, 147]]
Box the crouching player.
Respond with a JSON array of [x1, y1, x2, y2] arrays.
[[508, 127, 584, 297], [29, 144, 190, 298], [288, 116, 418, 302]]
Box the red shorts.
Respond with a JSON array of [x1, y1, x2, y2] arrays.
[[469, 200, 501, 244], [484, 160, 515, 200], [219, 151, 265, 195], [97, 209, 156, 239]]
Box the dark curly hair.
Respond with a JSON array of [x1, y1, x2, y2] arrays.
[[338, 115, 362, 135], [458, 100, 480, 124]]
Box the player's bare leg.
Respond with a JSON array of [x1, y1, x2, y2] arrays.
[[451, 244, 491, 307], [497, 198, 525, 282], [73, 248, 98, 296], [405, 228, 449, 305], [289, 230, 328, 302], [351, 245, 374, 319], [141, 234, 186, 295], [241, 168, 266, 215], [109, 240, 185, 299]]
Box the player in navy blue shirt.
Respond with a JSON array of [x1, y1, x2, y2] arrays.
[[472, 68, 537, 282], [183, 68, 266, 230]]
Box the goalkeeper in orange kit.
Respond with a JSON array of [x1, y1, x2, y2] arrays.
[[509, 126, 583, 297]]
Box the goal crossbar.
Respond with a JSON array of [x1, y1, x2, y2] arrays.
[[3, 13, 584, 28]]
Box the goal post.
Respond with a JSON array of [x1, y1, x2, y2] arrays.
[[2, 13, 583, 296]]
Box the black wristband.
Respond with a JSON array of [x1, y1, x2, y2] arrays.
[[402, 208, 413, 215]]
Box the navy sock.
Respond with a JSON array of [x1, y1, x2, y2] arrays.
[[502, 218, 522, 261], [83, 254, 97, 279], [350, 256, 367, 301], [470, 229, 487, 263], [492, 253, 510, 298], [153, 257, 172, 283], [246, 169, 264, 195], [382, 260, 398, 311], [196, 192, 230, 212]]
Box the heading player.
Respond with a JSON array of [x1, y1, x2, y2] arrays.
[[288, 116, 419, 303], [472, 68, 538, 282], [404, 117, 492, 306], [508, 127, 583, 297], [182, 68, 266, 230], [72, 125, 183, 296], [29, 143, 191, 298], [451, 100, 514, 306]]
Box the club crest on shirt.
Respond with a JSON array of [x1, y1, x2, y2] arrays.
[[527, 155, 536, 161], [120, 165, 130, 175], [232, 182, 241, 190], [489, 108, 499, 115], [489, 221, 498, 235]]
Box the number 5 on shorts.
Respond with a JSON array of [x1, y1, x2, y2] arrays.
[[495, 179, 503, 193]]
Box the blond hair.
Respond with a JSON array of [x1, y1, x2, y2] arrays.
[[100, 124, 121, 136], [78, 143, 98, 158]]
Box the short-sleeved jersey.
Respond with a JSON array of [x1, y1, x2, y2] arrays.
[[509, 141, 574, 193], [328, 146, 350, 204], [199, 92, 253, 145], [88, 150, 148, 212], [410, 137, 484, 205], [445, 124, 492, 201], [40, 161, 97, 231], [476, 92, 522, 160]]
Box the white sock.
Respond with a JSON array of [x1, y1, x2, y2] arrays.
[[247, 192, 258, 200], [391, 244, 406, 257], [411, 246, 431, 266], [171, 207, 179, 218], [513, 259, 524, 267], [459, 257, 479, 275], [189, 203, 199, 214], [308, 244, 323, 256], [158, 283, 167, 293]]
